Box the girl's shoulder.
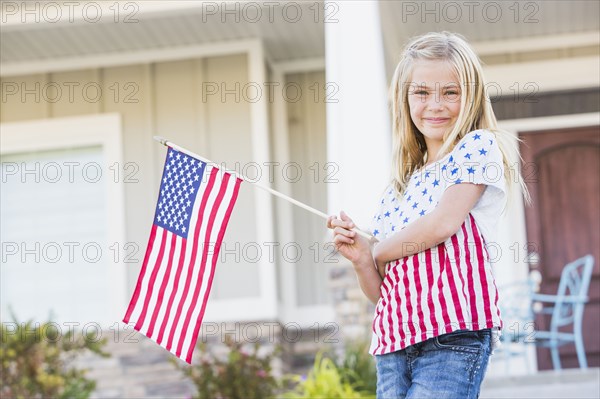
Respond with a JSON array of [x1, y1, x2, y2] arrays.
[[381, 182, 398, 203], [457, 129, 497, 146], [453, 129, 500, 156]]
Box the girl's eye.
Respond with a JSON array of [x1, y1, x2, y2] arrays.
[[414, 91, 428, 95], [444, 91, 461, 101]]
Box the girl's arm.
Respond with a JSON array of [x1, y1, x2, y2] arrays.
[[373, 183, 486, 275], [328, 211, 382, 304]]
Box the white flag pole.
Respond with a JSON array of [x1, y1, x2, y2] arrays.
[[153, 136, 373, 241]]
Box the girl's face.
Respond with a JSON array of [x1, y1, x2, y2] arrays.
[[407, 59, 461, 155]]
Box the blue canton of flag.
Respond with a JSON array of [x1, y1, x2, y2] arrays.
[[155, 150, 206, 238]]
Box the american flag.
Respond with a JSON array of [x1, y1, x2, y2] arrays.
[[123, 147, 242, 363]]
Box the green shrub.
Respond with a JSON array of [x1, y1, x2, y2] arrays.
[[173, 335, 280, 399], [334, 340, 377, 394], [0, 319, 109, 399], [283, 352, 374, 399]]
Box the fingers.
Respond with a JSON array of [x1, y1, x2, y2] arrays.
[[334, 226, 355, 238], [327, 213, 357, 246], [326, 215, 338, 229], [332, 223, 357, 247], [334, 235, 354, 245], [327, 211, 354, 230], [339, 210, 355, 228], [328, 211, 360, 251], [333, 229, 355, 245]]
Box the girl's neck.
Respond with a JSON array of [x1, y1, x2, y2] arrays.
[[425, 146, 443, 166]]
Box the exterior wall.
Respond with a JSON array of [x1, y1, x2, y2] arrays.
[[0, 53, 264, 314], [285, 70, 330, 308], [0, 53, 287, 396]]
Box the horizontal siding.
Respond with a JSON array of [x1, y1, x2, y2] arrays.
[[493, 88, 600, 120]]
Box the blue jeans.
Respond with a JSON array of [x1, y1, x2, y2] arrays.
[[375, 329, 492, 399]]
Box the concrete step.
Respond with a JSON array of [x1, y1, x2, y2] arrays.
[[481, 367, 600, 398]]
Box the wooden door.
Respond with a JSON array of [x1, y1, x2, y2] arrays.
[[520, 125, 600, 370]]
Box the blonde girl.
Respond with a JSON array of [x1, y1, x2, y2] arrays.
[[327, 31, 529, 399]]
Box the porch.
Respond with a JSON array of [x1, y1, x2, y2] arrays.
[[481, 367, 600, 399]]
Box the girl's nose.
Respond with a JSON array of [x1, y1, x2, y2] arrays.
[[427, 96, 444, 111]]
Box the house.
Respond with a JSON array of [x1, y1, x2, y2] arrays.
[[1, 1, 598, 396]]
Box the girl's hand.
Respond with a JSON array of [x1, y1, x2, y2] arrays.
[[326, 211, 372, 265]]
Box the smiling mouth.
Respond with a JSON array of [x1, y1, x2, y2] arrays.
[[424, 118, 450, 123]]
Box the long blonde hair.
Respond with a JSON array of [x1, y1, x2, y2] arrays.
[[389, 31, 530, 208]]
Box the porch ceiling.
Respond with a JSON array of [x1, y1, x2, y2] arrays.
[[1, 1, 598, 76], [0, 1, 325, 70], [379, 0, 600, 77]]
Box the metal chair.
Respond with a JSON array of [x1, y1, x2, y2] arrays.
[[530, 254, 595, 370], [498, 278, 538, 374]]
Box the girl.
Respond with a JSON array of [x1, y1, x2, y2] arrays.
[[327, 32, 530, 399]]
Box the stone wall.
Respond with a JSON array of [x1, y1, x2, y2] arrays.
[[77, 322, 282, 398], [328, 256, 376, 359]]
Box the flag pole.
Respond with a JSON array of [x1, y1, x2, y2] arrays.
[[153, 136, 373, 241]]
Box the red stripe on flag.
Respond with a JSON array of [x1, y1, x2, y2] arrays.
[[147, 233, 178, 338], [176, 173, 231, 358], [166, 168, 218, 352], [134, 230, 168, 331], [124, 224, 158, 323], [157, 239, 187, 345], [186, 177, 242, 363]]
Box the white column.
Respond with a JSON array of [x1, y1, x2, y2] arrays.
[[325, 0, 391, 229]]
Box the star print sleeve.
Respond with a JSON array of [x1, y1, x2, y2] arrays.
[[443, 129, 506, 197], [370, 187, 389, 240]]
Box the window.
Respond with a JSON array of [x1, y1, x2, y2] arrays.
[[0, 114, 126, 328]]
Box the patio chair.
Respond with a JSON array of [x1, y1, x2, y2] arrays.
[[530, 254, 595, 370], [497, 278, 537, 374]]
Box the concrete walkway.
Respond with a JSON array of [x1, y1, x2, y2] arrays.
[[480, 368, 600, 398]]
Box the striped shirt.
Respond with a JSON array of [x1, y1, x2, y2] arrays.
[[369, 130, 505, 355]]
